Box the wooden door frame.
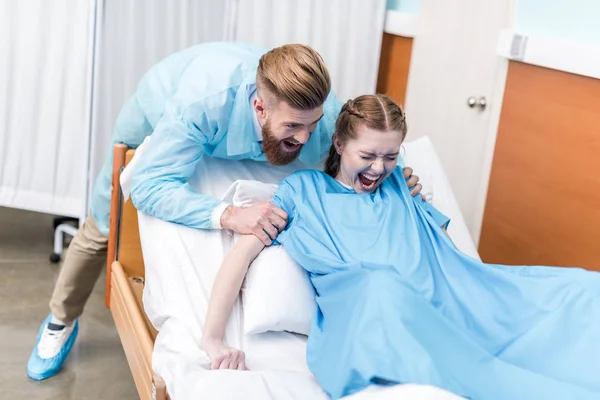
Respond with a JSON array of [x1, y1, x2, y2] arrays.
[[470, 0, 519, 245]]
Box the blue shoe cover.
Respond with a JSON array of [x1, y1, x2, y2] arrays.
[[26, 313, 79, 380]]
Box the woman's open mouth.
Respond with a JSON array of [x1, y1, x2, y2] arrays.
[[358, 173, 382, 191], [280, 139, 302, 153]]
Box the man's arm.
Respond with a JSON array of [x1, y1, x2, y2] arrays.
[[130, 108, 219, 229], [130, 102, 287, 243]]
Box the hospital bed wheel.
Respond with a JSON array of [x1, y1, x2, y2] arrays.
[[49, 253, 61, 264]]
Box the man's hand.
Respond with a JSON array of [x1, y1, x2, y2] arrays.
[[220, 202, 288, 245], [403, 167, 424, 200], [202, 338, 248, 370]]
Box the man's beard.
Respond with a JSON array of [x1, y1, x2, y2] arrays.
[[261, 121, 303, 166]]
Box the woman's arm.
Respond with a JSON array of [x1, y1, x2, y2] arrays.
[[201, 234, 265, 370]]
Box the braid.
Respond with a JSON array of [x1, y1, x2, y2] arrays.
[[341, 99, 367, 119], [324, 142, 341, 177], [324, 99, 365, 178]]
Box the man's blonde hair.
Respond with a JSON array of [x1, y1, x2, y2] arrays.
[[257, 44, 331, 110]]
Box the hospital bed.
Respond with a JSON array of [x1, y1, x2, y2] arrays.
[[104, 144, 167, 400], [105, 139, 479, 400]]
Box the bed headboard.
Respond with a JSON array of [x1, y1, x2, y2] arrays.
[[105, 145, 145, 307]]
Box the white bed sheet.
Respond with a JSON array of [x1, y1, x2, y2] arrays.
[[124, 137, 469, 400]]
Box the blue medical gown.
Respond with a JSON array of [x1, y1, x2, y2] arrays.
[[90, 42, 341, 235], [271, 167, 600, 400]]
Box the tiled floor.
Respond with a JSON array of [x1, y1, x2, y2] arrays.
[[0, 206, 138, 399]]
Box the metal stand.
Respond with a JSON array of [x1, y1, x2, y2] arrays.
[[50, 217, 79, 263]]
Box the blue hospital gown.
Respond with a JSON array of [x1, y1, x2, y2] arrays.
[[270, 167, 600, 400]]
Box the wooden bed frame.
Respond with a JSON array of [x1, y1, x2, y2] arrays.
[[104, 144, 169, 400]]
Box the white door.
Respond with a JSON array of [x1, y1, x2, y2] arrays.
[[404, 0, 517, 244]]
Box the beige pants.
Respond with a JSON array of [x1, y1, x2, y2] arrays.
[[49, 214, 108, 323]]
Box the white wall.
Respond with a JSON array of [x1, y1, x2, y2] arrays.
[[386, 0, 419, 14], [515, 0, 600, 45]]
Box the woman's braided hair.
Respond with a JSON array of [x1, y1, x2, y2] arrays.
[[324, 94, 407, 177]]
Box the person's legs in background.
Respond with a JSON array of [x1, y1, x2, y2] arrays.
[[26, 214, 107, 381], [23, 60, 160, 381]]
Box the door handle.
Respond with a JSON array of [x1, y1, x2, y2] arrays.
[[467, 96, 487, 110]]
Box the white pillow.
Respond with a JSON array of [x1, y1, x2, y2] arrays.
[[242, 246, 316, 335], [224, 180, 316, 336], [222, 179, 279, 208]]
